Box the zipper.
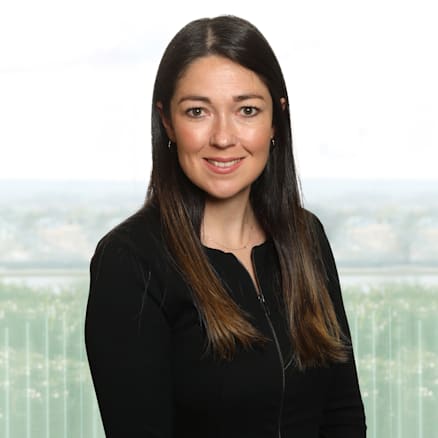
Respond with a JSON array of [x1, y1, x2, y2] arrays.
[[251, 252, 285, 438]]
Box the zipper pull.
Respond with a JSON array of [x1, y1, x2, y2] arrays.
[[258, 292, 271, 316]]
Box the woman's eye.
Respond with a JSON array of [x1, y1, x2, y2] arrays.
[[186, 107, 204, 117], [240, 106, 259, 116]]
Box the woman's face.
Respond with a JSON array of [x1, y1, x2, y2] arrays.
[[160, 55, 274, 201]]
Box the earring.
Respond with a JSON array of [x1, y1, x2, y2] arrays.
[[270, 138, 276, 149], [168, 140, 172, 149]]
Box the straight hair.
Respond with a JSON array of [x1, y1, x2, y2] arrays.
[[145, 15, 347, 368]]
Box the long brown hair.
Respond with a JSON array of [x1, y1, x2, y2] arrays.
[[146, 15, 347, 368]]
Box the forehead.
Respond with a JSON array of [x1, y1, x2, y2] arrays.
[[173, 55, 271, 99]]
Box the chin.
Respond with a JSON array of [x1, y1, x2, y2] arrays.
[[203, 186, 251, 202]]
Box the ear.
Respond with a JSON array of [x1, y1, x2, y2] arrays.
[[271, 97, 288, 139], [280, 97, 287, 111], [156, 101, 176, 142]]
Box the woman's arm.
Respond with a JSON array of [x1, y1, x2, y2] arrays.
[[85, 234, 173, 437], [313, 216, 367, 437]]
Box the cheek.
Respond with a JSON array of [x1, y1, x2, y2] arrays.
[[174, 123, 207, 153], [245, 128, 272, 154], [258, 147, 271, 170]]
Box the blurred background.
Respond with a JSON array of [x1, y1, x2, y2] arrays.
[[1, 0, 437, 436]]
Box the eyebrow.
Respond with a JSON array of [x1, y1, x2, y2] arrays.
[[177, 94, 266, 104]]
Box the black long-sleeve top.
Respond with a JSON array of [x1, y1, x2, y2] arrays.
[[85, 205, 366, 437]]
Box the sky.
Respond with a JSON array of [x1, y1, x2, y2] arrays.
[[1, 0, 437, 181]]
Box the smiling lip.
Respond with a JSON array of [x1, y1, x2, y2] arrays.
[[203, 157, 244, 174]]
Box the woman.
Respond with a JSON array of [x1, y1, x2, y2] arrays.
[[85, 15, 366, 437]]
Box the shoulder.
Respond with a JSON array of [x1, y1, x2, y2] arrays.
[[89, 203, 176, 304], [303, 209, 352, 334], [302, 208, 333, 258], [303, 208, 342, 291], [89, 203, 194, 323], [90, 203, 171, 281], [303, 208, 325, 232]]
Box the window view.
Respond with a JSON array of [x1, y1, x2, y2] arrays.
[[1, 2, 437, 437], [1, 179, 437, 437]]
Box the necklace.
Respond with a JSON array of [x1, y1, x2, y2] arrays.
[[203, 224, 254, 251]]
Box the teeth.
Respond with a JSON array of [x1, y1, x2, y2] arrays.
[[207, 159, 241, 168]]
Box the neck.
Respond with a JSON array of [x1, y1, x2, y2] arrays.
[[202, 191, 263, 250]]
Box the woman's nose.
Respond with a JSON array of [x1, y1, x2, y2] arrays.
[[209, 115, 236, 148]]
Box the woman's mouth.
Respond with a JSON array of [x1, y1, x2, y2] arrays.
[[206, 158, 241, 168], [204, 158, 244, 173]]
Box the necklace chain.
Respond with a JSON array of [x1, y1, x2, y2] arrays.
[[203, 224, 254, 251]]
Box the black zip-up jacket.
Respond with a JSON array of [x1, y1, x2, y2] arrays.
[[85, 206, 366, 437]]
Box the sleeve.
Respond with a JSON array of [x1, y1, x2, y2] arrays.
[[84, 235, 173, 438], [313, 216, 367, 438]]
